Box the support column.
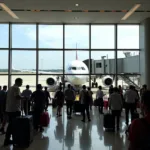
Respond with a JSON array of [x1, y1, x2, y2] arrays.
[[140, 18, 150, 88]]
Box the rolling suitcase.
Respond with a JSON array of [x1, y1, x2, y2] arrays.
[[74, 101, 82, 113], [12, 100, 34, 148], [40, 112, 50, 127], [103, 112, 115, 130]]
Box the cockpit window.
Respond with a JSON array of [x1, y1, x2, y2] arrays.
[[69, 67, 86, 70], [72, 67, 77, 70]]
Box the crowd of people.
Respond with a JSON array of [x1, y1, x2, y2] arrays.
[[0, 78, 150, 149]]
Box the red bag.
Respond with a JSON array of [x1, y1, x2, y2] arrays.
[[40, 112, 50, 127]]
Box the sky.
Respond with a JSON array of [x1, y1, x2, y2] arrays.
[[0, 24, 139, 70]]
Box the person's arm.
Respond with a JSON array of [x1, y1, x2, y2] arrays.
[[15, 88, 24, 100], [48, 92, 51, 100]]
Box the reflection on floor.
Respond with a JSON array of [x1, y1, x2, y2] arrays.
[[0, 107, 129, 150]]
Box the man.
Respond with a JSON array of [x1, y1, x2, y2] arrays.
[[80, 85, 91, 122], [22, 85, 32, 115], [129, 90, 150, 149], [124, 85, 139, 125], [140, 84, 147, 98], [30, 84, 45, 131], [109, 87, 123, 130], [64, 84, 75, 119], [0, 86, 7, 134], [4, 78, 23, 146], [96, 86, 104, 114], [44, 87, 51, 111]]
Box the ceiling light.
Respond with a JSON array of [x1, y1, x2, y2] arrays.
[[121, 4, 141, 20], [75, 4, 79, 7], [0, 3, 19, 19]]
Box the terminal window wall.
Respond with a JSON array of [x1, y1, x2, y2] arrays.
[[12, 25, 36, 48], [0, 50, 8, 74], [0, 24, 8, 48], [0, 75, 8, 87]]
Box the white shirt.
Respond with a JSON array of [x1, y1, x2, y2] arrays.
[[22, 89, 32, 99], [96, 90, 104, 99], [6, 85, 21, 112], [109, 92, 123, 110], [124, 89, 138, 103]]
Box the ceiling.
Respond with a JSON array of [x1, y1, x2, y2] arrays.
[[0, 0, 150, 23]]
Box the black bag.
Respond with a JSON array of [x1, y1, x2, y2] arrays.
[[74, 101, 82, 113], [103, 113, 115, 129], [12, 115, 34, 148]]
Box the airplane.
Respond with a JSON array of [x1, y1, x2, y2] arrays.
[[12, 50, 113, 92]]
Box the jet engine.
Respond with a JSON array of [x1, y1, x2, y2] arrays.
[[102, 76, 113, 87]]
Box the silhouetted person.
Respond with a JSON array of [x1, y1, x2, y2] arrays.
[[55, 87, 64, 117], [87, 87, 93, 111], [4, 78, 24, 146], [44, 87, 51, 111], [140, 84, 147, 98], [0, 86, 2, 91], [96, 86, 104, 114], [31, 84, 45, 131], [22, 85, 32, 115], [109, 85, 114, 96], [65, 84, 75, 119], [0, 86, 7, 134], [129, 90, 150, 149], [124, 85, 139, 125], [80, 85, 91, 122], [109, 87, 123, 130]]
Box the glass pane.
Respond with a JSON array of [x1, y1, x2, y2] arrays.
[[117, 25, 139, 49], [0, 24, 8, 48], [65, 51, 89, 74], [91, 25, 115, 49], [91, 51, 115, 74], [39, 51, 63, 74], [11, 75, 36, 92], [12, 25, 36, 48], [12, 51, 36, 74], [65, 25, 89, 49], [0, 50, 8, 74], [39, 25, 63, 48], [0, 75, 8, 87], [117, 51, 139, 74]]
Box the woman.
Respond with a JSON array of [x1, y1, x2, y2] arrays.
[[88, 87, 93, 111], [55, 87, 64, 117]]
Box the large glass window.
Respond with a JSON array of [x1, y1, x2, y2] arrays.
[[39, 51, 63, 74], [91, 51, 115, 74], [117, 25, 139, 49], [0, 51, 8, 74], [39, 25, 63, 49], [11, 75, 36, 92], [12, 51, 36, 74], [0, 75, 8, 87], [12, 25, 36, 48], [0, 24, 9, 48], [65, 51, 89, 74], [65, 25, 89, 49], [91, 25, 115, 49]]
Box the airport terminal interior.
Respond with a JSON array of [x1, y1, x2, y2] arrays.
[[0, 0, 150, 149]]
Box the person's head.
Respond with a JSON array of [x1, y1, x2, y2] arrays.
[[26, 85, 30, 89], [88, 87, 91, 91], [129, 85, 134, 90], [113, 87, 118, 93], [119, 85, 122, 89], [68, 84, 71, 89], [37, 84, 42, 90], [15, 78, 23, 87], [45, 87, 48, 91], [0, 86, 1, 90], [141, 90, 150, 114], [59, 86, 62, 91], [99, 86, 102, 90], [143, 84, 147, 89], [3, 86, 7, 91], [110, 85, 113, 89], [82, 85, 86, 90]]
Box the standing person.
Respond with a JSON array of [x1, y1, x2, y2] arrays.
[[64, 84, 75, 119], [55, 87, 64, 117], [30, 84, 46, 132], [22, 85, 32, 115], [87, 87, 93, 111], [4, 78, 24, 146], [128, 90, 150, 149], [44, 87, 51, 111], [109, 87, 123, 131], [140, 84, 147, 98], [80, 85, 91, 122], [96, 86, 104, 114], [0, 86, 7, 134], [109, 85, 114, 96], [124, 85, 139, 126]]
